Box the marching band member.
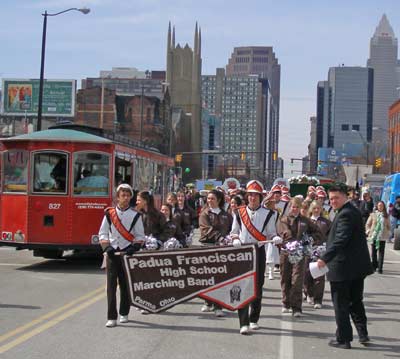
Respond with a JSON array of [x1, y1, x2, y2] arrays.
[[136, 191, 167, 243], [176, 190, 198, 240], [99, 184, 145, 328], [277, 197, 322, 317], [199, 189, 233, 317], [229, 195, 243, 216], [230, 180, 282, 334], [274, 185, 290, 217], [263, 191, 280, 280], [304, 200, 331, 308], [160, 203, 186, 245], [306, 186, 317, 201]]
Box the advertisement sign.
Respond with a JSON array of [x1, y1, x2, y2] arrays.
[[195, 179, 222, 190], [2, 79, 76, 117], [123, 245, 257, 313]]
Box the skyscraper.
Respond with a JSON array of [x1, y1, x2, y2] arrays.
[[367, 14, 400, 153], [226, 46, 280, 183], [316, 66, 373, 159], [202, 69, 277, 183], [166, 22, 202, 180]]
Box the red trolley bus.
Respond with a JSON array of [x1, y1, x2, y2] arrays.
[[0, 126, 174, 258]]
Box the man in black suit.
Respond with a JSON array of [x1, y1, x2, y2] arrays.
[[317, 185, 373, 349]]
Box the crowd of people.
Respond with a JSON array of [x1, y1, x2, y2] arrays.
[[98, 180, 381, 348]]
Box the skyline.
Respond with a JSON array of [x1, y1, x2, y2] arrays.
[[1, 1, 400, 177]]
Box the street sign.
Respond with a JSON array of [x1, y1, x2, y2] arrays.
[[2, 79, 76, 117]]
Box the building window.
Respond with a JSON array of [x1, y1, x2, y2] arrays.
[[352, 124, 360, 131], [341, 124, 349, 131]]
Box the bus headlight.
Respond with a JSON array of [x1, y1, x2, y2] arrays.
[[14, 230, 25, 242]]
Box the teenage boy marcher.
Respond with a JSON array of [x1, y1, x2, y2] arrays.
[[99, 184, 145, 328], [317, 185, 373, 349], [230, 180, 282, 335]]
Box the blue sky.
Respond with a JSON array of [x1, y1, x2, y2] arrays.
[[1, 0, 400, 176]]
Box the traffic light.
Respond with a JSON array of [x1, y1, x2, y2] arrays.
[[241, 152, 246, 160], [375, 157, 382, 168], [273, 152, 277, 161], [317, 160, 323, 165], [175, 153, 182, 163], [184, 167, 191, 173]]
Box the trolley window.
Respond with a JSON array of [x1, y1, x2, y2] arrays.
[[73, 152, 110, 196], [3, 150, 28, 193], [32, 152, 68, 194], [136, 157, 152, 191], [115, 155, 132, 188]]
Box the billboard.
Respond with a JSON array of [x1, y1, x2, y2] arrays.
[[1, 79, 76, 117]]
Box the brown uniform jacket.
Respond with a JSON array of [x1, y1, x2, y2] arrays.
[[139, 208, 167, 242], [173, 205, 198, 235], [310, 216, 331, 245], [199, 207, 233, 244], [277, 214, 322, 245]]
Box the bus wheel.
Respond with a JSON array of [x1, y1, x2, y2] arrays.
[[33, 249, 64, 259], [393, 228, 400, 250]]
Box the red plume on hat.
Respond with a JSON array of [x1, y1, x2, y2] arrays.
[[271, 184, 282, 193], [246, 180, 264, 194]]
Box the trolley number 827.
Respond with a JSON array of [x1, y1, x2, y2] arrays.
[[49, 203, 62, 210]]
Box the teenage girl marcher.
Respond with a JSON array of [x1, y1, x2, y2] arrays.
[[199, 189, 233, 317]]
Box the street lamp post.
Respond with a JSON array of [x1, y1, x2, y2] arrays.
[[351, 129, 369, 165], [37, 7, 90, 131]]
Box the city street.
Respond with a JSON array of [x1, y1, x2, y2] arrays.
[[0, 244, 399, 359]]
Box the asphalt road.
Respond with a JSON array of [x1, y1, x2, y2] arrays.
[[0, 244, 399, 359]]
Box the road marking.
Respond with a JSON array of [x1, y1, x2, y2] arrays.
[[0, 286, 105, 344], [279, 315, 293, 359], [0, 263, 36, 266], [0, 291, 105, 354]]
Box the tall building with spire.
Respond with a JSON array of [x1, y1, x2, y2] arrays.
[[367, 14, 400, 155], [166, 22, 202, 180]]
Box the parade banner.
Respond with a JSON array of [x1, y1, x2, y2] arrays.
[[123, 245, 257, 313]]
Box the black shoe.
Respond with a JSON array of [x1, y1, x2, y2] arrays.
[[328, 339, 351, 349], [378, 270, 383, 274], [359, 335, 370, 345]]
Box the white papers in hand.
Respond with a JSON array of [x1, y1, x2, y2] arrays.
[[309, 261, 329, 279]]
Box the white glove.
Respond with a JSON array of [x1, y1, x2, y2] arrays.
[[230, 234, 240, 241], [232, 239, 242, 248], [272, 236, 283, 245]]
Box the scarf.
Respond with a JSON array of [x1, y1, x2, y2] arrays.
[[371, 212, 383, 250]]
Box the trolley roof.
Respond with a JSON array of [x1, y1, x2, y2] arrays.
[[1, 129, 112, 144]]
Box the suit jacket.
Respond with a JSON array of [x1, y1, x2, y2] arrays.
[[321, 201, 373, 282]]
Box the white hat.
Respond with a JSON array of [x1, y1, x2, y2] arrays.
[[246, 180, 264, 194], [116, 183, 133, 196]]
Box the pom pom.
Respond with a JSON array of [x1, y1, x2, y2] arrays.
[[311, 243, 327, 262], [144, 235, 159, 250], [219, 235, 233, 246], [163, 237, 183, 250]]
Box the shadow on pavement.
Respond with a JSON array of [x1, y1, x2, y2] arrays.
[[16, 256, 103, 274]]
